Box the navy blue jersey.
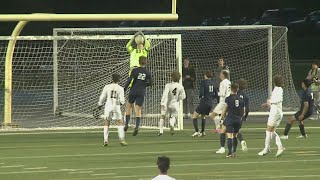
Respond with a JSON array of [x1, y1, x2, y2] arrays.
[[124, 67, 152, 95], [225, 94, 245, 118], [199, 79, 217, 105], [238, 90, 249, 119], [300, 87, 314, 113]]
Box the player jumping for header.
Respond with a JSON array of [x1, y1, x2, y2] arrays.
[[126, 31, 151, 72], [158, 71, 186, 136], [97, 73, 127, 146], [191, 71, 217, 137], [124, 56, 152, 136]]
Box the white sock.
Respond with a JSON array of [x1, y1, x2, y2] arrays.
[[263, 131, 271, 152], [104, 126, 109, 142], [214, 116, 221, 130], [169, 116, 176, 127], [273, 132, 283, 150], [159, 119, 164, 134], [117, 125, 125, 141]]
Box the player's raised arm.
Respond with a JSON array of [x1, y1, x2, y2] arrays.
[[126, 31, 141, 52]]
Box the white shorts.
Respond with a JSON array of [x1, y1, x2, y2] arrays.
[[267, 108, 283, 127], [104, 104, 122, 120], [213, 102, 227, 114], [161, 104, 179, 117]]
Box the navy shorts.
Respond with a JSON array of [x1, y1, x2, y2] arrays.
[[195, 103, 212, 115], [223, 116, 242, 133], [294, 111, 313, 121], [128, 92, 145, 106]]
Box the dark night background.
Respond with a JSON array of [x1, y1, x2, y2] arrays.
[[0, 0, 319, 87]]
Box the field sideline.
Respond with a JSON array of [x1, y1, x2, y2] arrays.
[[0, 120, 320, 180]]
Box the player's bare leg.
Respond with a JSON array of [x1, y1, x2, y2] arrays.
[[281, 115, 295, 139], [216, 125, 226, 154], [116, 119, 128, 146], [133, 105, 142, 136], [191, 112, 200, 137], [169, 115, 176, 135], [211, 112, 221, 133], [158, 114, 165, 136], [124, 103, 133, 132], [199, 115, 206, 137], [103, 119, 110, 146]]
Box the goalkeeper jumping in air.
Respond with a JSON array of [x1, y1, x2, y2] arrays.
[[126, 31, 151, 72]]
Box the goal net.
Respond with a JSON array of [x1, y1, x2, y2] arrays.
[[0, 26, 299, 129]]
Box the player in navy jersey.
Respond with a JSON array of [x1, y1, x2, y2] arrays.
[[216, 79, 249, 154], [221, 83, 245, 158], [124, 56, 152, 136], [191, 71, 217, 137], [281, 79, 314, 139]]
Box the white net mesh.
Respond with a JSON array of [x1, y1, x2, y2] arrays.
[[0, 26, 299, 129]]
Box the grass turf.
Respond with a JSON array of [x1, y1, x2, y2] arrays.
[[0, 120, 320, 180]]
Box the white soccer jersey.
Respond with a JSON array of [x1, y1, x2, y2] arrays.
[[161, 82, 186, 108], [218, 78, 231, 103], [267, 86, 283, 127], [98, 83, 125, 107], [152, 175, 176, 180]]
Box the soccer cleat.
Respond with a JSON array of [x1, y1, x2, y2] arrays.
[[296, 134, 308, 139], [170, 126, 174, 135], [157, 133, 163, 136], [275, 148, 285, 157], [124, 125, 129, 132], [216, 147, 226, 154], [132, 128, 139, 136], [241, 141, 248, 152], [280, 135, 288, 140], [191, 132, 200, 137], [103, 141, 108, 147], [226, 153, 236, 158], [258, 149, 271, 156], [199, 132, 206, 137], [120, 141, 128, 146]]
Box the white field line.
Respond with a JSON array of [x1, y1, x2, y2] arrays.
[[1, 159, 320, 175], [1, 165, 24, 168], [296, 153, 320, 156], [0, 146, 319, 160], [1, 127, 320, 135], [24, 167, 48, 170], [68, 171, 93, 174], [91, 173, 117, 176], [215, 175, 320, 180]]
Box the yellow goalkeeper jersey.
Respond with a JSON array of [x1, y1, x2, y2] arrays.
[[127, 40, 151, 68]]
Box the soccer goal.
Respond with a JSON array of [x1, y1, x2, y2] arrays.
[[0, 25, 299, 130]]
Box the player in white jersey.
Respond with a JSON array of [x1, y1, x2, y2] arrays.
[[211, 70, 231, 133], [152, 156, 176, 180], [98, 73, 127, 146], [158, 71, 186, 136], [258, 75, 285, 157]]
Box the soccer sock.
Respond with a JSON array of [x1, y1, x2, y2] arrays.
[[227, 138, 233, 155], [201, 118, 206, 133], [284, 123, 292, 136], [264, 131, 272, 152], [125, 115, 130, 127], [299, 124, 306, 136], [135, 117, 141, 129], [192, 118, 199, 132], [103, 126, 109, 142], [214, 116, 221, 130], [117, 125, 125, 141], [169, 117, 176, 127], [237, 133, 244, 142], [273, 132, 283, 150], [220, 133, 226, 148], [233, 137, 238, 153], [159, 119, 164, 134]]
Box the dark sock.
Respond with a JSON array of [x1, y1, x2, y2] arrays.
[[201, 118, 206, 133], [135, 117, 141, 129], [220, 133, 226, 147], [193, 118, 199, 132], [299, 124, 306, 136], [237, 133, 244, 142], [125, 115, 130, 126], [233, 137, 238, 153], [227, 138, 233, 155], [284, 123, 292, 136]]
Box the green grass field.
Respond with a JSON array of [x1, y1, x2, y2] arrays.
[[1, 120, 320, 180]]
